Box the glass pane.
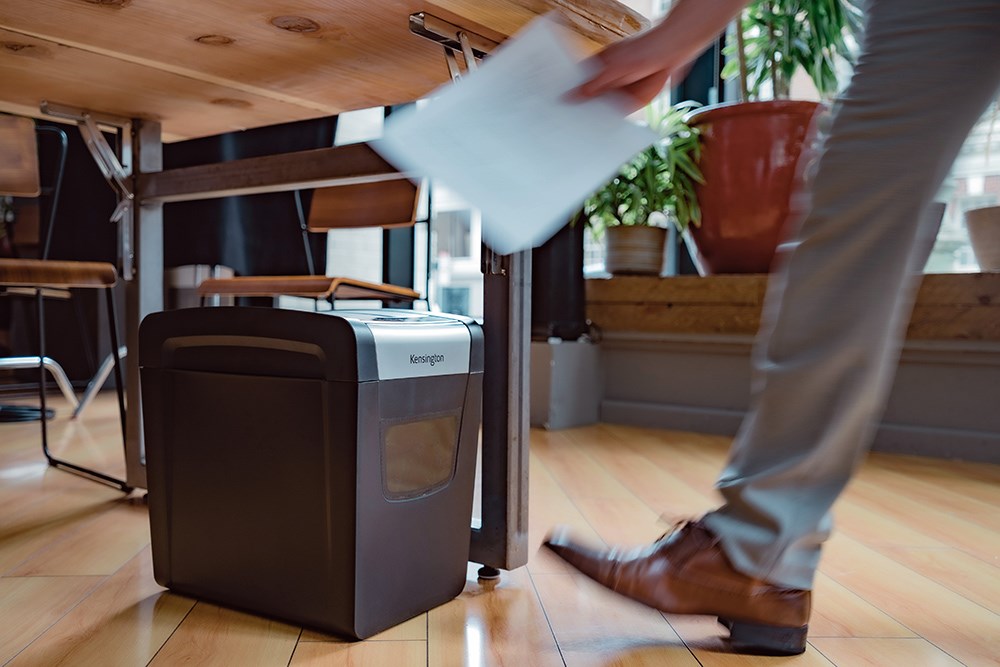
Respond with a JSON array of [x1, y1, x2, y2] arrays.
[[334, 107, 384, 145], [930, 96, 1000, 273], [428, 185, 484, 319], [383, 415, 460, 499], [328, 107, 384, 303]]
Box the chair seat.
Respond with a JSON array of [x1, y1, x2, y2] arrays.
[[0, 259, 118, 289], [197, 275, 420, 302]]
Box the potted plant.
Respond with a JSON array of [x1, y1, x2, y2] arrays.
[[683, 0, 862, 274], [964, 97, 1000, 272], [585, 102, 704, 275]]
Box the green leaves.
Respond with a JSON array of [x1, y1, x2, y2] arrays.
[[584, 103, 704, 234], [724, 0, 863, 100]]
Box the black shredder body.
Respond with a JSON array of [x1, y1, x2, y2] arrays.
[[139, 307, 484, 640]]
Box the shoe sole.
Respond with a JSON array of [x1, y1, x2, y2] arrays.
[[718, 617, 808, 656]]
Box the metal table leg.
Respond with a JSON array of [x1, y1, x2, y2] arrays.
[[411, 15, 532, 573]]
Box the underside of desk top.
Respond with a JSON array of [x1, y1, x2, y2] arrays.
[[0, 0, 647, 142]]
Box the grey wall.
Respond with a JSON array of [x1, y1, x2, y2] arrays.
[[599, 332, 1000, 464]]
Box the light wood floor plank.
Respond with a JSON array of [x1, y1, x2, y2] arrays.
[[0, 491, 123, 574], [831, 499, 946, 550], [603, 427, 725, 500], [3, 395, 998, 666], [868, 453, 1000, 506], [570, 425, 714, 520], [7, 547, 194, 667], [0, 576, 102, 664], [534, 429, 648, 504], [7, 496, 149, 576], [147, 602, 300, 666], [879, 546, 1000, 615], [810, 637, 965, 666], [531, 572, 699, 666], [526, 448, 604, 575], [821, 534, 1000, 666], [299, 615, 427, 642], [288, 640, 427, 666], [808, 574, 915, 639], [845, 476, 1000, 566], [533, 429, 663, 545], [852, 465, 1000, 533], [427, 565, 563, 667]]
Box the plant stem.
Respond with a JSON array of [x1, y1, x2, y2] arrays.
[[735, 11, 749, 102], [767, 7, 781, 99]]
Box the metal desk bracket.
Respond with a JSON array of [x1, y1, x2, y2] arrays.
[[409, 13, 498, 73], [40, 101, 137, 279], [410, 14, 532, 574]]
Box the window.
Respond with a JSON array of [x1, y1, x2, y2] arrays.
[[427, 185, 484, 319], [929, 97, 1000, 273]]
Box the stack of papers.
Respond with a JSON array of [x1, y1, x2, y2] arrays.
[[375, 15, 656, 255]]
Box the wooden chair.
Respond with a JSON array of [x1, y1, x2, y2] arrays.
[[197, 180, 422, 307], [0, 114, 129, 491]]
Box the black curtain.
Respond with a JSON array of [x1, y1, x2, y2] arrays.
[[37, 120, 117, 263], [531, 218, 589, 341], [163, 116, 338, 276]]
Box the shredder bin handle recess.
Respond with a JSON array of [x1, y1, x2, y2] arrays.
[[140, 307, 379, 381]]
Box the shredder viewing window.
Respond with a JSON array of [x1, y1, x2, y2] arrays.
[[382, 415, 460, 500]]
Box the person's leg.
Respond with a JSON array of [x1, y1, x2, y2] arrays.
[[701, 0, 1000, 590], [545, 0, 1000, 655]]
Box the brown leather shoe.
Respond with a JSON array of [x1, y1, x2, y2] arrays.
[[543, 520, 811, 656]]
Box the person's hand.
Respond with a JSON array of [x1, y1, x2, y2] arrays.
[[568, 0, 748, 112], [571, 28, 689, 112]]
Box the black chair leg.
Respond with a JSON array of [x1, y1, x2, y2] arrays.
[[105, 287, 128, 460], [37, 290, 49, 457], [36, 288, 130, 492]]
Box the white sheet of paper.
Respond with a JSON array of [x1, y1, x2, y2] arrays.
[[374, 15, 656, 255]]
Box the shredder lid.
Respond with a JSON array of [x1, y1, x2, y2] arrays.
[[139, 307, 482, 382]]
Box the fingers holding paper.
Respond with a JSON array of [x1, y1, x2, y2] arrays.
[[570, 0, 749, 111], [572, 34, 683, 111]]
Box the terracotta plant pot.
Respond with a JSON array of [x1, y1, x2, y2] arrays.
[[685, 100, 822, 274], [965, 205, 1000, 271], [604, 225, 667, 275]]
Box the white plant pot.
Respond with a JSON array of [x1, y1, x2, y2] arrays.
[[965, 205, 1000, 272], [604, 226, 667, 275]]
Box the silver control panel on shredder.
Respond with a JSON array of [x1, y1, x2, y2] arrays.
[[337, 311, 473, 381]]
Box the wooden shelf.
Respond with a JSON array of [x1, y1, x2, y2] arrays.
[[587, 273, 1000, 341]]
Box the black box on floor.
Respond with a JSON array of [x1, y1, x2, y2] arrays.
[[139, 307, 483, 639]]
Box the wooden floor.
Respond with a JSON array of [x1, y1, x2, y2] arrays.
[[1, 395, 998, 666]]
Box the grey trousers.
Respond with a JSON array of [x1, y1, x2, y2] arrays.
[[701, 0, 1000, 590]]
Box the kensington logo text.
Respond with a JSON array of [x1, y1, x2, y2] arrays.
[[410, 353, 445, 367]]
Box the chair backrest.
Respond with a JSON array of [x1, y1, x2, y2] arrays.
[[0, 115, 40, 198], [307, 179, 421, 232]]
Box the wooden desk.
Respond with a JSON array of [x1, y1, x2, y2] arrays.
[[1, 1, 645, 141], [0, 0, 647, 572]]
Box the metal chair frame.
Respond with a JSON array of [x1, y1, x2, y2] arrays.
[[0, 118, 130, 491]]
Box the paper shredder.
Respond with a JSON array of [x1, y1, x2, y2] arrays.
[[139, 307, 483, 639]]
